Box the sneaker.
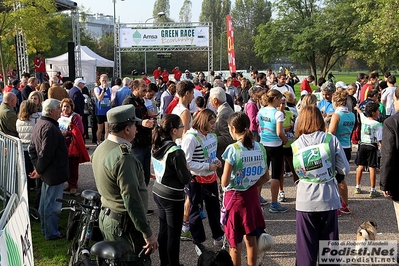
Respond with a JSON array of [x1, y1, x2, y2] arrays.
[[147, 210, 154, 216], [259, 196, 269, 206], [340, 203, 351, 214], [269, 203, 288, 213], [278, 191, 287, 202], [181, 230, 193, 241], [284, 172, 293, 178], [213, 236, 223, 246], [369, 191, 381, 198], [337, 209, 341, 217], [354, 187, 362, 194]]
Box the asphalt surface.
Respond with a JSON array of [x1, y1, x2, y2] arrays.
[[77, 142, 399, 266]]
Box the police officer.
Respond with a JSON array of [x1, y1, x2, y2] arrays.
[[92, 105, 158, 265]]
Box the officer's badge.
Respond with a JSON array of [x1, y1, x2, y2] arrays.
[[119, 143, 130, 155]]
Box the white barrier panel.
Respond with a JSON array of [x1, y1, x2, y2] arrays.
[[0, 132, 33, 266], [0, 199, 33, 266]]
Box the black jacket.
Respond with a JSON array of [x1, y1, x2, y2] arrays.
[[152, 141, 191, 201], [380, 112, 399, 201], [29, 116, 69, 186], [122, 94, 152, 147], [68, 86, 85, 117], [21, 85, 33, 101]]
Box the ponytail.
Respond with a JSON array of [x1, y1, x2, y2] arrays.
[[227, 112, 254, 150], [242, 128, 254, 150], [151, 114, 181, 152]]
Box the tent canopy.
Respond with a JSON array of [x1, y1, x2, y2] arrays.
[[45, 46, 114, 83]]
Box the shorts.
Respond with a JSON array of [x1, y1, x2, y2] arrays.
[[264, 145, 284, 180], [223, 185, 265, 248], [343, 148, 351, 162], [96, 115, 107, 124], [357, 144, 378, 168]]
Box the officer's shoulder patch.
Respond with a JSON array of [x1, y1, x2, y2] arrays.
[[119, 143, 131, 155]]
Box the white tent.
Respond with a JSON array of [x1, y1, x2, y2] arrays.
[[45, 46, 114, 83]]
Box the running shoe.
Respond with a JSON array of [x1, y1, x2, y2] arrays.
[[340, 202, 351, 214], [269, 203, 288, 213], [284, 172, 293, 178], [354, 187, 362, 194], [369, 191, 381, 198], [259, 196, 269, 206]]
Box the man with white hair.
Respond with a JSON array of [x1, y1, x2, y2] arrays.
[[29, 98, 69, 240], [68, 78, 85, 117], [114, 77, 132, 107], [48, 76, 69, 101], [209, 87, 234, 178], [213, 78, 235, 110]]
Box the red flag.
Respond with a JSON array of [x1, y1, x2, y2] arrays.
[[226, 15, 236, 74]]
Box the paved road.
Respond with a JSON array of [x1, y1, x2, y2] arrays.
[[78, 143, 399, 266]]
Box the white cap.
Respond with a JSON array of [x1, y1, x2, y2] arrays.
[[74, 78, 86, 85], [300, 90, 309, 96], [335, 81, 348, 89]]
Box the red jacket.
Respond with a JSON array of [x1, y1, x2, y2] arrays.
[[153, 69, 162, 79], [68, 124, 90, 163], [34, 57, 46, 72], [143, 77, 151, 85], [300, 79, 312, 94], [161, 71, 169, 83], [172, 69, 182, 81], [233, 78, 240, 88]]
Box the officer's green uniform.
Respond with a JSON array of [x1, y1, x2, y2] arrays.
[[91, 105, 152, 265]]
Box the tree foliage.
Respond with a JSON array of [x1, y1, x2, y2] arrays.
[[179, 0, 192, 23], [153, 0, 171, 22], [0, 0, 57, 76], [352, 0, 399, 71], [254, 0, 360, 79], [231, 0, 271, 69], [200, 0, 231, 70]]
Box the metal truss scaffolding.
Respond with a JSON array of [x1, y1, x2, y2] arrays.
[[115, 22, 213, 75], [71, 8, 82, 78], [14, 2, 29, 78], [14, 0, 80, 79]]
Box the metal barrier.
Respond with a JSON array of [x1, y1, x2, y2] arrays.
[[0, 132, 34, 266], [0, 132, 20, 207]]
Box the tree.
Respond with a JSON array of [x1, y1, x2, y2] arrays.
[[230, 0, 272, 69], [153, 0, 171, 22], [179, 0, 192, 23], [352, 0, 399, 72], [200, 0, 231, 70], [254, 0, 360, 80], [0, 0, 57, 77]]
